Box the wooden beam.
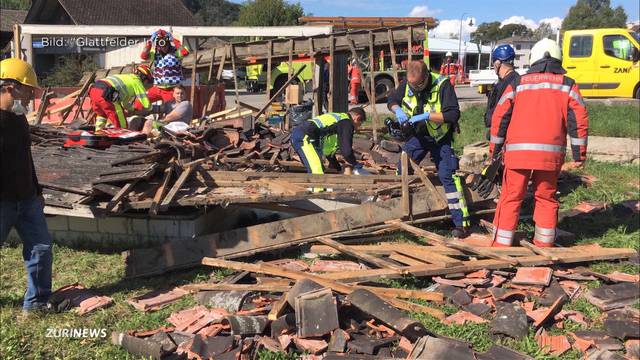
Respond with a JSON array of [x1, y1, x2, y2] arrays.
[[230, 44, 240, 105], [190, 38, 199, 107], [265, 40, 272, 106], [328, 34, 334, 113], [106, 180, 138, 213], [13, 24, 21, 59], [287, 38, 294, 80], [520, 240, 559, 262], [368, 30, 379, 142], [215, 47, 227, 81], [123, 187, 446, 278], [159, 164, 199, 211], [322, 246, 637, 283], [409, 158, 447, 209], [150, 159, 175, 215], [407, 25, 413, 62], [388, 220, 520, 265], [317, 236, 404, 271], [388, 29, 399, 86]]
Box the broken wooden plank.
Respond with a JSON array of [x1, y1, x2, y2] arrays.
[[317, 236, 404, 271], [124, 187, 446, 278], [150, 160, 175, 215], [106, 180, 138, 213], [401, 152, 410, 217], [321, 246, 637, 283], [110, 151, 161, 166], [39, 182, 92, 196], [520, 240, 559, 262], [409, 158, 447, 209], [387, 220, 520, 265], [92, 183, 122, 197], [159, 164, 199, 211]]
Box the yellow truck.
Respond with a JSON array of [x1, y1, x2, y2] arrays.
[[563, 28, 640, 98]]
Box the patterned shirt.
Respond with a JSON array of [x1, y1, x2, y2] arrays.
[[153, 53, 184, 88]]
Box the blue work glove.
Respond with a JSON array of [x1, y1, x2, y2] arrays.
[[409, 112, 430, 124], [394, 108, 409, 124]]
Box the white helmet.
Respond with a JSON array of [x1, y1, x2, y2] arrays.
[[445, 51, 453, 57], [530, 38, 562, 64]]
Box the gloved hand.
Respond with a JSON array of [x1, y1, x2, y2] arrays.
[[470, 155, 503, 199], [394, 108, 409, 124], [409, 112, 430, 124], [150, 30, 160, 42]]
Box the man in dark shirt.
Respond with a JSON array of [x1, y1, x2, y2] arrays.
[[0, 58, 53, 314], [388, 60, 470, 238], [291, 107, 365, 176], [484, 44, 519, 133]]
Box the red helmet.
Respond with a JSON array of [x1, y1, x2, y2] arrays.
[[135, 64, 152, 82]]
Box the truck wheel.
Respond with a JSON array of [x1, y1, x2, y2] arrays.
[[635, 85, 640, 99], [374, 77, 395, 102]]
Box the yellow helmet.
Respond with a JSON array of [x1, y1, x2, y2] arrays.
[[0, 58, 39, 88]]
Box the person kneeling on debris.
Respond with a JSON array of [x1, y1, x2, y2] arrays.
[[489, 39, 589, 247], [291, 107, 366, 176], [388, 60, 470, 239], [88, 64, 153, 131], [1, 58, 53, 315], [141, 84, 193, 136]]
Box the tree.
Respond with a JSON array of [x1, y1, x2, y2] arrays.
[[183, 0, 241, 26], [0, 0, 30, 10], [533, 22, 555, 40], [562, 0, 627, 30], [500, 24, 534, 39], [40, 55, 98, 87], [236, 0, 304, 27], [471, 22, 503, 44]]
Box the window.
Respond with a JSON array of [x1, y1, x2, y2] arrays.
[[516, 44, 522, 50], [569, 35, 593, 58], [603, 35, 635, 61]]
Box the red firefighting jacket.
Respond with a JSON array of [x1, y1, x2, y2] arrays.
[[490, 62, 588, 171]]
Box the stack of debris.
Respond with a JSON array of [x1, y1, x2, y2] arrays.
[[108, 218, 638, 359]]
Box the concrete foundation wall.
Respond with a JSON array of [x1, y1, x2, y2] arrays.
[[6, 206, 290, 252]]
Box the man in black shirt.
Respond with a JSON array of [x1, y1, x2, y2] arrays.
[[484, 44, 519, 134], [387, 61, 470, 238], [0, 58, 53, 314]]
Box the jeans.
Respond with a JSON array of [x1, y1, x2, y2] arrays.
[[398, 136, 464, 227], [0, 196, 53, 310]]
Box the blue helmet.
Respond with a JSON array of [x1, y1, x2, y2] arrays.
[[492, 44, 516, 63]]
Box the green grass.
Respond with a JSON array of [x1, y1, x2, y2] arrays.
[[454, 103, 640, 152], [1, 115, 639, 359]]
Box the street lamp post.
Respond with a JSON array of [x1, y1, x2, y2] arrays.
[[458, 13, 473, 82]]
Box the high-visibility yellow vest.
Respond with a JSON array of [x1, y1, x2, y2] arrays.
[[103, 74, 151, 112], [401, 72, 450, 142], [308, 112, 350, 157]]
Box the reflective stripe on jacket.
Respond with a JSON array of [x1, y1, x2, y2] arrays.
[[490, 72, 589, 171], [401, 72, 450, 142], [308, 112, 350, 156], [103, 74, 151, 112]]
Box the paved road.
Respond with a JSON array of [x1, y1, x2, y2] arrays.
[[224, 85, 486, 116]]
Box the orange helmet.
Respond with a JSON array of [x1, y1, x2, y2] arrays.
[[135, 64, 152, 82]]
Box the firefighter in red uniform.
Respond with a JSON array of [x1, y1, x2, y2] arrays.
[[489, 38, 588, 248], [348, 59, 362, 105], [440, 51, 459, 86]]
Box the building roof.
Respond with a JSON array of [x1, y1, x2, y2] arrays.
[[25, 0, 198, 26], [0, 9, 27, 33], [428, 37, 492, 54], [496, 36, 537, 44]]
